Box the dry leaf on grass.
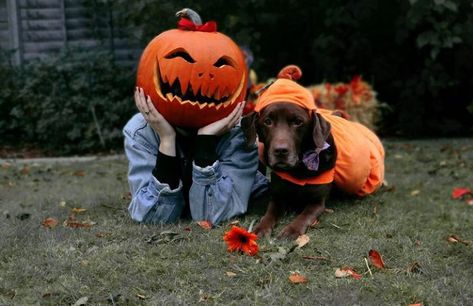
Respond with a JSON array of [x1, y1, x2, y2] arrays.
[[368, 249, 386, 269], [335, 267, 362, 279], [447, 234, 471, 245], [72, 208, 87, 213], [295, 234, 310, 249], [451, 187, 472, 199], [20, 165, 30, 175], [73, 296, 88, 306], [225, 271, 237, 277], [64, 214, 93, 228], [410, 189, 420, 196], [73, 170, 86, 177], [197, 220, 212, 230], [289, 272, 308, 284], [41, 217, 58, 229]]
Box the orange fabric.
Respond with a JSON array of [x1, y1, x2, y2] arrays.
[[275, 168, 335, 185], [254, 79, 316, 112], [255, 79, 385, 197], [317, 109, 384, 196], [257, 143, 335, 185]]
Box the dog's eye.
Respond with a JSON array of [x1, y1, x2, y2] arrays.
[[293, 118, 304, 126], [263, 118, 272, 126]]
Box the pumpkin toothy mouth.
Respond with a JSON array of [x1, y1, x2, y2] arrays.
[[154, 63, 245, 109]]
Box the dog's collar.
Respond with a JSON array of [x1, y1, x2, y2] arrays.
[[302, 142, 330, 171]]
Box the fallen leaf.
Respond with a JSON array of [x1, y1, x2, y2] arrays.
[[136, 293, 146, 300], [324, 208, 334, 213], [64, 214, 93, 228], [73, 170, 86, 177], [447, 234, 471, 245], [295, 234, 310, 249], [289, 272, 308, 284], [410, 189, 420, 196], [197, 220, 212, 230], [225, 271, 237, 277], [230, 220, 240, 225], [72, 208, 87, 213], [95, 232, 111, 238], [59, 200, 66, 207], [451, 187, 472, 199], [368, 249, 386, 269], [467, 199, 473, 206], [41, 217, 58, 229], [73, 296, 88, 306], [335, 267, 362, 279], [20, 165, 30, 175]]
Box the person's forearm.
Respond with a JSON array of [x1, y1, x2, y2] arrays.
[[158, 136, 176, 156]]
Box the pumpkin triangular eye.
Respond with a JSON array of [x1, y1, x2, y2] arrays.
[[165, 49, 195, 63], [214, 56, 235, 68]]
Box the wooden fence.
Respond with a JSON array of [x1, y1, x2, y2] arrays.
[[0, 0, 140, 66]]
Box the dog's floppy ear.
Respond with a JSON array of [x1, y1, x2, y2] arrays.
[[312, 111, 331, 150], [241, 111, 259, 149]]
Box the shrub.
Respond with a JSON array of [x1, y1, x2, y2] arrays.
[[0, 49, 135, 154]]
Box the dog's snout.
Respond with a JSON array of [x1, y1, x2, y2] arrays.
[[273, 145, 289, 157]]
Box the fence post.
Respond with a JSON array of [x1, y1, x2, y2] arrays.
[[6, 0, 22, 65]]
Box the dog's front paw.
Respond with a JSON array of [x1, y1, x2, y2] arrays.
[[253, 220, 273, 238], [277, 224, 306, 240]]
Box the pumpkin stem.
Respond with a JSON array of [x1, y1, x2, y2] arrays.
[[277, 65, 302, 81], [176, 8, 203, 26]]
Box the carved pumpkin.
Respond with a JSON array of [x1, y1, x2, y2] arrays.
[[136, 8, 248, 128]]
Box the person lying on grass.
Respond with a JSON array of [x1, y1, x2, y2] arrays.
[[123, 88, 268, 225]]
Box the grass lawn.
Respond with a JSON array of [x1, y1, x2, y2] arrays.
[[1, 139, 472, 305]]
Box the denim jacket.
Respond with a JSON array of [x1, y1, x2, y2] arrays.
[[123, 113, 268, 225]]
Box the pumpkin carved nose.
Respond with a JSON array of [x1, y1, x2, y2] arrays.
[[197, 72, 215, 80]]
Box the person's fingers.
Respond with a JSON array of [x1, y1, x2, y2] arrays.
[[146, 95, 159, 115], [137, 88, 150, 115]]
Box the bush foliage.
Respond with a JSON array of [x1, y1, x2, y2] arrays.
[[0, 49, 135, 154]]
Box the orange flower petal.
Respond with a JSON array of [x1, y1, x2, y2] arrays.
[[223, 226, 259, 256]]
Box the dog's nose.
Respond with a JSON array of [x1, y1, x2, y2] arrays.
[[273, 146, 289, 157]]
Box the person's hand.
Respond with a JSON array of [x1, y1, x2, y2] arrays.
[[197, 102, 245, 136], [135, 87, 176, 156]]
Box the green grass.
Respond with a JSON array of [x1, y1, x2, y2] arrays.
[[1, 139, 472, 305]]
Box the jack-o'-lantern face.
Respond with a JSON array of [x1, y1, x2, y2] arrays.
[[136, 20, 247, 128]]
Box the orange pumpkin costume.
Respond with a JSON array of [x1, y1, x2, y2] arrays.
[[255, 67, 385, 197]]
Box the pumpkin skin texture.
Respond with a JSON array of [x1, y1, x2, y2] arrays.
[[136, 28, 248, 128]]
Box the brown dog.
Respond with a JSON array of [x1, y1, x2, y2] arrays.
[[242, 102, 337, 239]]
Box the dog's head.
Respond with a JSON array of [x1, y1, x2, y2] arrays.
[[242, 102, 331, 171]]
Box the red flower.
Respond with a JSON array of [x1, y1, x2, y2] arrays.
[[223, 226, 259, 256]]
